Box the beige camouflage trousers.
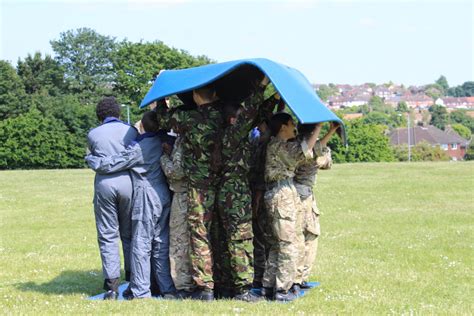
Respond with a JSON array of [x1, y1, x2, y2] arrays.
[[296, 193, 320, 283], [262, 184, 302, 291], [169, 192, 194, 291]]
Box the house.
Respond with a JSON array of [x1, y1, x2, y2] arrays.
[[389, 125, 469, 160], [327, 95, 371, 109], [435, 97, 474, 110], [343, 113, 363, 120]]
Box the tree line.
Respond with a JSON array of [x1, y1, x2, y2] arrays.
[[0, 28, 472, 169]]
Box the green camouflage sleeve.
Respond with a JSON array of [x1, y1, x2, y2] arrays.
[[159, 142, 185, 181]]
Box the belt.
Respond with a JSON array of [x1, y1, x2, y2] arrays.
[[266, 178, 293, 190]]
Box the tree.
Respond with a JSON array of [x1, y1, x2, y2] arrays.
[[0, 60, 28, 120], [450, 110, 474, 132], [50, 28, 118, 95], [435, 75, 449, 95], [17, 52, 66, 96], [424, 84, 444, 99], [112, 40, 212, 109], [465, 142, 474, 160], [451, 123, 471, 140], [316, 84, 338, 101], [447, 81, 474, 97], [396, 101, 409, 113], [0, 108, 85, 169], [328, 119, 395, 163], [368, 96, 393, 114], [429, 104, 448, 130]]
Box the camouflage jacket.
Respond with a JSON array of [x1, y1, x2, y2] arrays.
[[221, 87, 280, 181], [160, 136, 187, 193], [155, 101, 224, 188], [294, 142, 331, 198], [265, 136, 316, 184]]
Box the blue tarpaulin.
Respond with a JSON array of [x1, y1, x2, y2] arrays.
[[140, 58, 345, 139]]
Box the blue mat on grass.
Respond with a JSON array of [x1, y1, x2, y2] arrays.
[[88, 281, 320, 301]]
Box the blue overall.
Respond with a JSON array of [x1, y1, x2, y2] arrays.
[[87, 117, 138, 290], [86, 132, 175, 297]]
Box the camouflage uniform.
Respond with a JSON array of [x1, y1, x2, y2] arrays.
[[160, 136, 195, 292], [156, 102, 223, 290], [294, 145, 332, 283], [215, 88, 280, 293], [248, 128, 272, 287], [262, 136, 315, 292]]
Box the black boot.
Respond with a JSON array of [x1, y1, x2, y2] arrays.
[[191, 289, 214, 301], [261, 287, 274, 300], [234, 290, 264, 302], [103, 290, 118, 300], [274, 290, 297, 302], [122, 286, 134, 300], [300, 281, 312, 290]]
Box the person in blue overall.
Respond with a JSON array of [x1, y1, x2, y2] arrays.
[[86, 111, 176, 299], [87, 97, 138, 300]]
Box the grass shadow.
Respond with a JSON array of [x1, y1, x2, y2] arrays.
[[15, 270, 105, 296]]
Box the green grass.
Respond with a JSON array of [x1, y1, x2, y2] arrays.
[[0, 162, 473, 314]]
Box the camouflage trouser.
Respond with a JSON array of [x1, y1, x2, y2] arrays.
[[169, 191, 195, 291], [298, 193, 320, 282], [214, 176, 254, 292], [187, 186, 216, 290], [211, 209, 233, 295], [262, 183, 300, 292], [251, 189, 272, 286]]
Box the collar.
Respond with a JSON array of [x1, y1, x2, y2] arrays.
[[102, 117, 122, 124], [136, 132, 158, 142]]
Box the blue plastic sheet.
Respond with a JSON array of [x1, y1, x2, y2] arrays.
[[140, 58, 345, 139]]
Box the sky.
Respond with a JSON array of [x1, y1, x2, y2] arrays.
[[1, 0, 473, 86]]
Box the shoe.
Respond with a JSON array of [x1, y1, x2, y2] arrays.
[[122, 286, 134, 300], [176, 290, 194, 299], [234, 290, 264, 302], [191, 289, 214, 301], [290, 284, 301, 295], [162, 292, 178, 300], [252, 280, 263, 289], [103, 290, 118, 300], [300, 281, 312, 290], [215, 287, 235, 299], [261, 287, 274, 300], [274, 290, 297, 302]]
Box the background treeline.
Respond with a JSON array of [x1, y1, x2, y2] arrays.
[[0, 28, 473, 169], [0, 28, 211, 169]]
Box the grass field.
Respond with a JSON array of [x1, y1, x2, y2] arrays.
[[0, 162, 473, 314]]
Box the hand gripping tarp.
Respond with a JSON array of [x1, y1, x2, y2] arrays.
[[140, 58, 345, 141]]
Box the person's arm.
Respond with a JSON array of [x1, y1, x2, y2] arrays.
[[160, 143, 185, 181], [85, 143, 144, 174], [319, 122, 340, 147]]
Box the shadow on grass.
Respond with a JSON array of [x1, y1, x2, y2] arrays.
[[15, 270, 105, 296]]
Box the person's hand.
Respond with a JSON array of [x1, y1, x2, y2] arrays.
[[260, 76, 270, 87], [277, 99, 286, 112], [330, 122, 340, 131], [162, 143, 172, 156]]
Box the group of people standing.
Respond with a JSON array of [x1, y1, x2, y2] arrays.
[[86, 76, 339, 302]]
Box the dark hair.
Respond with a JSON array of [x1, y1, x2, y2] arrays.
[[141, 111, 160, 133], [222, 101, 242, 121], [269, 112, 293, 136], [96, 97, 120, 122], [297, 123, 316, 138]]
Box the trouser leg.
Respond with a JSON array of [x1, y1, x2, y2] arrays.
[[187, 186, 215, 290], [169, 192, 194, 291], [263, 185, 298, 292], [151, 202, 176, 294], [219, 177, 254, 293], [129, 219, 153, 298], [94, 189, 121, 291], [302, 195, 321, 282]]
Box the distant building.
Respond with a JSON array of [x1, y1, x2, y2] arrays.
[[389, 125, 469, 160], [435, 97, 474, 110]]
